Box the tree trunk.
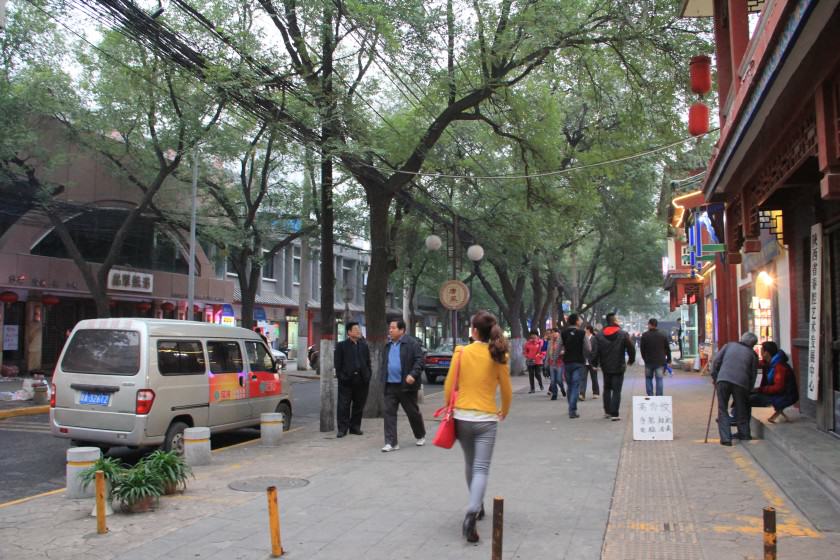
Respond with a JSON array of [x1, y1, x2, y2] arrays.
[[362, 191, 394, 418]]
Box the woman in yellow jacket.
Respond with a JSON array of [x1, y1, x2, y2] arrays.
[[444, 310, 513, 543]]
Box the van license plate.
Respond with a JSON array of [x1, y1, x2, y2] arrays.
[[80, 392, 110, 406]]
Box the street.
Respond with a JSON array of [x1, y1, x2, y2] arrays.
[[0, 375, 444, 504]]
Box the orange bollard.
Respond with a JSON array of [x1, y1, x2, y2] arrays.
[[95, 470, 107, 535], [267, 486, 283, 557]]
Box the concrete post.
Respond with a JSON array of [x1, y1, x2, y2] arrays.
[[183, 427, 211, 466], [297, 237, 311, 370], [260, 412, 284, 446], [66, 447, 101, 499]]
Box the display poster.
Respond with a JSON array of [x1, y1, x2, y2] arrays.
[[633, 396, 673, 441], [3, 325, 19, 351]]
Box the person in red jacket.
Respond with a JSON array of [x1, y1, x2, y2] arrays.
[[523, 331, 545, 393], [749, 341, 799, 423]]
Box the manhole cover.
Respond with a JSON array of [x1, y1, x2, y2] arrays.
[[228, 476, 310, 492]]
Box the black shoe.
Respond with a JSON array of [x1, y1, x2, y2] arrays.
[[336, 432, 347, 438], [569, 412, 580, 419], [462, 512, 479, 543], [561, 391, 567, 397], [477, 504, 485, 521], [528, 390, 535, 393], [720, 440, 732, 446], [550, 397, 557, 401], [349, 429, 363, 435], [736, 434, 752, 441]]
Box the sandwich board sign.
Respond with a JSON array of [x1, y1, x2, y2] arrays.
[[633, 396, 673, 441]]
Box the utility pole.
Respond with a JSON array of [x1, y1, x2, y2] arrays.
[[187, 144, 199, 320]]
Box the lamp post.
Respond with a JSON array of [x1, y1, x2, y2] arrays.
[[426, 232, 483, 346]]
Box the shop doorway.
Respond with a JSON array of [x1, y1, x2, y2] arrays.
[[827, 225, 840, 433]]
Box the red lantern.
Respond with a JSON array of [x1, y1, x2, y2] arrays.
[[109, 300, 118, 308], [688, 102, 710, 136], [161, 301, 176, 313], [136, 302, 152, 313], [689, 55, 712, 95], [193, 304, 201, 314], [0, 291, 19, 304], [42, 295, 60, 306]]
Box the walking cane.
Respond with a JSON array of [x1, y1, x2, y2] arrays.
[[704, 382, 717, 444]]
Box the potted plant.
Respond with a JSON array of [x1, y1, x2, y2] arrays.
[[111, 464, 164, 513], [79, 457, 125, 516], [139, 450, 193, 495]]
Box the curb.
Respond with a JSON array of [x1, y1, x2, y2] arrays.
[[0, 405, 50, 420]]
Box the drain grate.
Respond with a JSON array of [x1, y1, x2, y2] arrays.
[[228, 476, 310, 492]]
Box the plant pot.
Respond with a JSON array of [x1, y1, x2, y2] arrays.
[[120, 495, 157, 514], [163, 481, 182, 496]]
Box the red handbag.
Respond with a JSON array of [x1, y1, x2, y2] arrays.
[[432, 348, 461, 449]]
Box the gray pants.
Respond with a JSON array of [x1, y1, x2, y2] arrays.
[[455, 420, 498, 514]]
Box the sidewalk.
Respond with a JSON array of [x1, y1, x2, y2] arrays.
[[0, 377, 49, 419], [1, 366, 838, 559]]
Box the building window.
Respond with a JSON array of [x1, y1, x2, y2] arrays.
[[293, 246, 301, 285], [263, 251, 275, 280]]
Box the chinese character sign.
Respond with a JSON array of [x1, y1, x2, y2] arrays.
[[807, 223, 822, 401], [633, 396, 673, 441]]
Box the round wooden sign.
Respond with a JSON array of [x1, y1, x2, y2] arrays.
[[439, 280, 470, 310]]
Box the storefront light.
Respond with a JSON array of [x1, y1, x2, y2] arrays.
[[757, 271, 774, 286]]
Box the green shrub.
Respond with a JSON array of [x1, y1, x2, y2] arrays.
[[110, 463, 164, 507], [79, 457, 126, 490], [139, 450, 193, 491]]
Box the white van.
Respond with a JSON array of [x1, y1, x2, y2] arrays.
[[50, 318, 292, 453]]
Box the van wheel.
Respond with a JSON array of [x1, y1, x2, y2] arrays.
[[163, 421, 189, 455], [275, 402, 292, 432]]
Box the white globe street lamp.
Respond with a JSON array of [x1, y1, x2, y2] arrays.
[[425, 234, 443, 251], [466, 244, 484, 262]]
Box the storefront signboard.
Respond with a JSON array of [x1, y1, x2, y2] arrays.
[[633, 396, 673, 441], [107, 269, 154, 293], [807, 223, 822, 400], [3, 325, 19, 351]]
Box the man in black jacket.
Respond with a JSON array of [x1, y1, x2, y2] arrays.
[[561, 314, 586, 419], [334, 322, 372, 438], [640, 318, 672, 397], [380, 319, 426, 452], [589, 313, 636, 421]]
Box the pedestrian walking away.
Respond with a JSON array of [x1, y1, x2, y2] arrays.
[[581, 324, 600, 400], [443, 310, 512, 544], [333, 322, 371, 437], [589, 313, 635, 421], [381, 319, 427, 451], [561, 314, 586, 418], [710, 332, 759, 445], [546, 328, 566, 400], [749, 341, 799, 423], [523, 331, 545, 393], [640, 318, 672, 397]]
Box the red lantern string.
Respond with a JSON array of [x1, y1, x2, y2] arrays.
[[688, 103, 710, 136]]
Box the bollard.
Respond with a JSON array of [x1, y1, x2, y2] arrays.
[[66, 447, 101, 499], [183, 427, 211, 466], [95, 471, 108, 535], [260, 413, 285, 447], [763, 507, 777, 560], [267, 486, 283, 557], [492, 496, 504, 560]]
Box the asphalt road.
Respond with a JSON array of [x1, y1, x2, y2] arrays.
[[0, 375, 444, 504]]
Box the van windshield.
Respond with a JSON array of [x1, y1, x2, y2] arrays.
[[62, 329, 141, 375]]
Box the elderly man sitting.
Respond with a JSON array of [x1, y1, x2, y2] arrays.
[[750, 341, 799, 423], [711, 332, 759, 446]]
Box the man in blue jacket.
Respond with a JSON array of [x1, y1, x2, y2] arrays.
[[380, 319, 426, 452]]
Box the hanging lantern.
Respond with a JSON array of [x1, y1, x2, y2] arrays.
[[689, 55, 712, 95], [42, 295, 60, 306], [161, 301, 176, 313], [0, 291, 19, 304], [136, 302, 152, 313], [688, 102, 710, 136]]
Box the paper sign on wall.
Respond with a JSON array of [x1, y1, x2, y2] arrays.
[[633, 396, 673, 441]]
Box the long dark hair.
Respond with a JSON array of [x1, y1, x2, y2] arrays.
[[472, 310, 508, 364]]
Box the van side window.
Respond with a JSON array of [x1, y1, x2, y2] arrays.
[[158, 340, 206, 375], [207, 341, 244, 373], [246, 341, 274, 372]]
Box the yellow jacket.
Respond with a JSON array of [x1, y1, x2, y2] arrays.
[[443, 342, 513, 417]]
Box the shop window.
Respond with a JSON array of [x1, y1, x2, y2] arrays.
[[263, 251, 275, 280], [293, 246, 301, 284], [157, 340, 206, 375]]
